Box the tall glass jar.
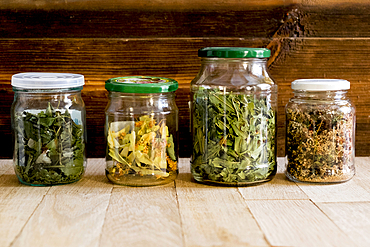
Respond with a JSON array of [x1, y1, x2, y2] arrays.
[[11, 72, 87, 186], [285, 79, 355, 183], [190, 47, 277, 186], [105, 76, 179, 186]]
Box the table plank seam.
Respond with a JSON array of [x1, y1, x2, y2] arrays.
[[174, 180, 186, 247], [2, 158, 370, 247], [236, 188, 273, 247], [291, 182, 313, 198], [97, 187, 114, 247], [240, 198, 311, 201], [316, 201, 370, 204], [8, 193, 49, 247], [308, 199, 361, 243]]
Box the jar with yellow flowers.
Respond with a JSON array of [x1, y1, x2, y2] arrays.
[[105, 76, 179, 186]]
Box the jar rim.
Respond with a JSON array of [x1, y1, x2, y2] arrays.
[[11, 72, 85, 89], [12, 86, 84, 92], [105, 76, 178, 93], [198, 47, 270, 58], [292, 79, 350, 91]]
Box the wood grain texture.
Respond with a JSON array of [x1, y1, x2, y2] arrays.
[[0, 0, 294, 10], [295, 179, 370, 203], [0, 166, 50, 247], [0, 7, 292, 38], [1, 158, 370, 247], [1, 0, 368, 11], [11, 193, 111, 247], [351, 157, 370, 195], [353, 157, 370, 178], [0, 159, 110, 247], [175, 173, 269, 247], [0, 190, 49, 247], [0, 159, 12, 176], [1, 2, 369, 39], [317, 202, 370, 247], [238, 173, 309, 200], [247, 200, 357, 246], [299, 4, 370, 37], [100, 184, 183, 247]]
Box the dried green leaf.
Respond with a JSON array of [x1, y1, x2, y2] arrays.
[[191, 88, 276, 184], [14, 104, 85, 185]]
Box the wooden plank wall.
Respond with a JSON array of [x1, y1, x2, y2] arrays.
[[1, 0, 370, 158]]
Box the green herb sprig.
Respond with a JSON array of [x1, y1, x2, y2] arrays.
[[191, 88, 276, 185], [14, 102, 85, 185]]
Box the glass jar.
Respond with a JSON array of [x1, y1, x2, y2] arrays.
[[105, 76, 179, 186], [190, 47, 278, 186], [285, 79, 355, 183], [11, 72, 87, 186]]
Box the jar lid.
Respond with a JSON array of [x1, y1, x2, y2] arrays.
[[105, 76, 178, 93], [11, 72, 85, 89], [291, 79, 350, 91], [198, 47, 271, 58]]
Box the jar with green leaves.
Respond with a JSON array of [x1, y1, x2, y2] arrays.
[[285, 79, 355, 183], [190, 47, 277, 186], [105, 76, 179, 186], [11, 72, 87, 186]]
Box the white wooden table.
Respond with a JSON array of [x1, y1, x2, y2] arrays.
[[1, 157, 370, 247]]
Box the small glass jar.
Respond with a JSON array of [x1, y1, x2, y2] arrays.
[[190, 47, 278, 186], [105, 76, 179, 186], [11, 72, 87, 186], [285, 79, 356, 183]]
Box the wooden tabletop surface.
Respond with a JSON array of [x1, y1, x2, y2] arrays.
[[1, 157, 370, 247]]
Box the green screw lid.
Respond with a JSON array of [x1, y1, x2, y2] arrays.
[[105, 76, 178, 93], [198, 47, 271, 58]]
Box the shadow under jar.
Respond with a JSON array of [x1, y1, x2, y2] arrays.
[[190, 47, 278, 186], [285, 79, 356, 183], [105, 76, 179, 186], [11, 72, 87, 186]]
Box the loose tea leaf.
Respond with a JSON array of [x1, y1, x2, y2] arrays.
[[14, 102, 85, 185], [106, 115, 177, 181], [191, 87, 276, 185], [286, 104, 355, 182]]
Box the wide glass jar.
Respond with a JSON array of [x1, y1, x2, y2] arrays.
[[190, 47, 278, 186], [105, 76, 179, 186], [285, 79, 356, 183], [11, 72, 87, 186]]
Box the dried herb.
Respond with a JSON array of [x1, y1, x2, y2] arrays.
[[106, 115, 177, 183], [13, 102, 85, 185], [286, 105, 355, 182], [191, 88, 276, 185]]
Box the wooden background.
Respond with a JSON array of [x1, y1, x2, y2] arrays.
[[1, 0, 370, 158]]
